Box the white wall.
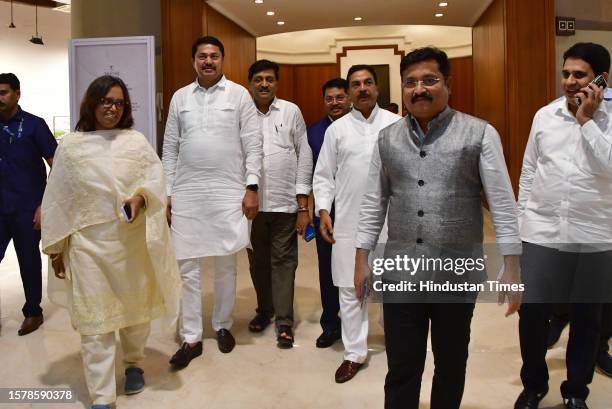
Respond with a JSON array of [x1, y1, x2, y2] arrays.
[[340, 48, 403, 109], [0, 2, 70, 133]]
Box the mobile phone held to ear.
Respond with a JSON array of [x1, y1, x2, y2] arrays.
[[576, 74, 608, 106], [120, 203, 132, 222], [304, 224, 316, 242]]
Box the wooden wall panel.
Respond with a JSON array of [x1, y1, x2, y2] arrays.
[[277, 63, 338, 127], [204, 6, 256, 89], [276, 64, 296, 103], [505, 0, 556, 192], [161, 0, 204, 123], [293, 64, 338, 126], [473, 0, 507, 155], [448, 56, 474, 116], [472, 0, 555, 194]]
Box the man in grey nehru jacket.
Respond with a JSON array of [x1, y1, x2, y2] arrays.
[[354, 47, 522, 409]]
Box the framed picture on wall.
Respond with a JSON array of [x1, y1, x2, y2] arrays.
[[69, 36, 157, 148]]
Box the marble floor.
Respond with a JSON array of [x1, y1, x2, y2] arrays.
[[0, 217, 610, 409]]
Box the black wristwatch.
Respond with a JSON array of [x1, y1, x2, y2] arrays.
[[246, 184, 259, 192]]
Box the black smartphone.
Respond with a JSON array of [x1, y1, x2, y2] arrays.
[[576, 74, 608, 106], [121, 203, 132, 222]]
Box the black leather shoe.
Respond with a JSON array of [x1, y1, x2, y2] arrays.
[[216, 329, 235, 353], [169, 342, 202, 368], [514, 387, 548, 409], [18, 315, 44, 336], [316, 329, 341, 348], [564, 397, 589, 409]]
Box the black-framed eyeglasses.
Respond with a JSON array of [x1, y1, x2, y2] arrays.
[[324, 95, 347, 104], [403, 77, 442, 89], [99, 97, 127, 109]]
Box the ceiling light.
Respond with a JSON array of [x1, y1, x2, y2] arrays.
[[254, 0, 263, 3], [277, 21, 285, 25], [29, 3, 44, 45], [435, 13, 444, 17], [266, 11, 275, 16], [8, 0, 16, 28], [354, 17, 363, 21], [439, 2, 448, 6]]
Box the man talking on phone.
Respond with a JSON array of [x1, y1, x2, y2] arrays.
[[245, 59, 313, 349], [514, 42, 612, 409], [313, 64, 400, 383]]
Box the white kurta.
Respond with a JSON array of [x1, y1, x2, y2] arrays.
[[162, 76, 263, 259], [313, 106, 401, 287]]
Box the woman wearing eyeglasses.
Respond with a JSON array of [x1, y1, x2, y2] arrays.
[[40, 75, 180, 409]]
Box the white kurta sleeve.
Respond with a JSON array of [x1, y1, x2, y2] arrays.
[[238, 89, 264, 186], [161, 94, 180, 195], [355, 137, 389, 250], [517, 113, 540, 221], [580, 114, 612, 168], [479, 124, 522, 256], [313, 126, 338, 214], [292, 106, 313, 196]]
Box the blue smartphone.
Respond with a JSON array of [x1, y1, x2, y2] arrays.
[[304, 224, 316, 242]]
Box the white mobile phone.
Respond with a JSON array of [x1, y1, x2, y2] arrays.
[[120, 204, 132, 222]]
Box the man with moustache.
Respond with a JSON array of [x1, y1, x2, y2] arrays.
[[162, 36, 263, 367], [245, 59, 313, 348], [354, 47, 521, 408], [307, 78, 351, 348], [0, 73, 56, 336], [314, 65, 401, 382], [515, 42, 612, 409]]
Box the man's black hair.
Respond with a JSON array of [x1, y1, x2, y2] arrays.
[[321, 78, 349, 96], [248, 59, 280, 81], [400, 47, 450, 78], [191, 36, 225, 59], [563, 42, 611, 75], [347, 65, 377, 84], [0, 73, 20, 91]]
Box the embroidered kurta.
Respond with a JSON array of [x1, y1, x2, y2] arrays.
[[41, 129, 181, 336]]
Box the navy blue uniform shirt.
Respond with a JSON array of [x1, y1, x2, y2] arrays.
[[307, 116, 335, 221], [0, 107, 57, 214]]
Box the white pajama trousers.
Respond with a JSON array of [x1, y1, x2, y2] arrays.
[[81, 322, 150, 405], [339, 286, 369, 364], [178, 254, 237, 343]]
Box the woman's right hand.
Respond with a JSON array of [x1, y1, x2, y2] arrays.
[[51, 255, 66, 279]]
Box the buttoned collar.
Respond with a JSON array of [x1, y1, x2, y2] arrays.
[[558, 95, 609, 122], [350, 104, 380, 123], [256, 97, 280, 116], [192, 75, 227, 93]]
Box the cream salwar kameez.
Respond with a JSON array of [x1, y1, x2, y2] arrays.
[[41, 129, 181, 405]]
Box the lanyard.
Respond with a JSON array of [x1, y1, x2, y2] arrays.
[[1, 117, 24, 144]]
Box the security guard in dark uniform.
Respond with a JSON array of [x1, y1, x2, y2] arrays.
[[0, 73, 57, 336]]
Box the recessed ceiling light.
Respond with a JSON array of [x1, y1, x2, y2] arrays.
[[435, 13, 444, 17], [266, 11, 275, 16], [354, 16, 363, 21], [277, 21, 285, 25], [439, 2, 448, 6], [254, 0, 263, 3]]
